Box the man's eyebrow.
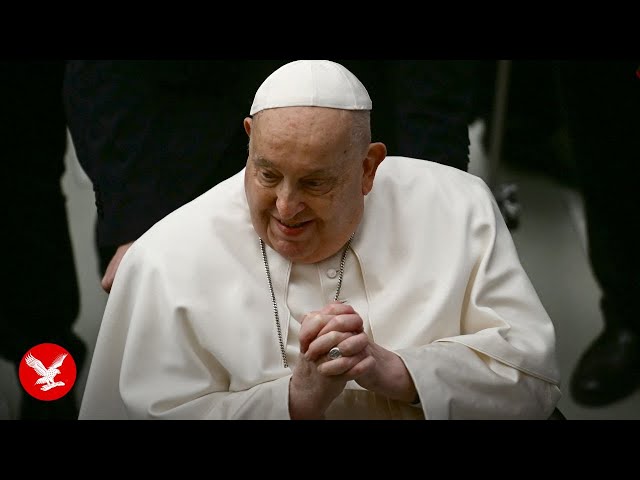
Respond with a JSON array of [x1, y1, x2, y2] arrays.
[[253, 157, 274, 168], [302, 169, 337, 179]]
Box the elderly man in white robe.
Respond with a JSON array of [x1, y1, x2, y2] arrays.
[[79, 60, 562, 420]]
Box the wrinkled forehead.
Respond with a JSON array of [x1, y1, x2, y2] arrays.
[[249, 107, 358, 170]]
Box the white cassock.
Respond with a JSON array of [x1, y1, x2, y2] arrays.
[[79, 157, 562, 420]]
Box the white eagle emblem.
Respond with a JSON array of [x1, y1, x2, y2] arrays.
[[25, 352, 68, 391]]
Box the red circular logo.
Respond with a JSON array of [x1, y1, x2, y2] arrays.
[[18, 343, 77, 401]]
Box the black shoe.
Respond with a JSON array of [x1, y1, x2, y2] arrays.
[[570, 326, 640, 407]]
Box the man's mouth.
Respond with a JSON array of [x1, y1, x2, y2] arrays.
[[279, 220, 308, 228]]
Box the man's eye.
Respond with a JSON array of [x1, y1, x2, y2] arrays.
[[304, 180, 326, 189], [259, 171, 279, 182]]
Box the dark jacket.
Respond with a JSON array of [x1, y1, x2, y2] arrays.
[[64, 60, 280, 249]]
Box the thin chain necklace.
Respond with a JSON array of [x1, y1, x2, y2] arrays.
[[260, 233, 354, 368]]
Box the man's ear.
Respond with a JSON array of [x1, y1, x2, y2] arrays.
[[362, 142, 387, 195], [243, 117, 252, 137]]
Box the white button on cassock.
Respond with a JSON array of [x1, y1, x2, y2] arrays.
[[326, 268, 337, 279]]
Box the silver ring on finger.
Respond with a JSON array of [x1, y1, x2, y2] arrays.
[[328, 347, 342, 360]]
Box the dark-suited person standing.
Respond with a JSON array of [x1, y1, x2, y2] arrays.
[[64, 60, 281, 291], [555, 60, 640, 406], [0, 61, 87, 419], [343, 60, 477, 172]]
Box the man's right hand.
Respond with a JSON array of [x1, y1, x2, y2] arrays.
[[101, 241, 134, 293], [288, 302, 373, 419], [289, 354, 349, 419]]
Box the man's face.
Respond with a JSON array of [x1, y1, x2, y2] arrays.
[[244, 107, 370, 264]]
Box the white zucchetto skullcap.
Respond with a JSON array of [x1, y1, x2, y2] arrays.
[[250, 60, 372, 115]]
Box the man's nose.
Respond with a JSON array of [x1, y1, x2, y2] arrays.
[[276, 185, 305, 220]]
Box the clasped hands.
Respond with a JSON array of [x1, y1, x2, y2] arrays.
[[288, 301, 417, 419]]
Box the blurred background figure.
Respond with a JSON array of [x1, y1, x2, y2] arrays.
[[343, 60, 478, 172], [555, 60, 640, 407], [478, 60, 640, 407], [64, 60, 280, 292], [0, 61, 86, 420]]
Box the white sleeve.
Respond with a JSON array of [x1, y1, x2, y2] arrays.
[[79, 243, 292, 420], [397, 178, 561, 420]]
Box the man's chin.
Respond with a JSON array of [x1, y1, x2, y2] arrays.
[[268, 236, 315, 263], [273, 243, 309, 262]]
